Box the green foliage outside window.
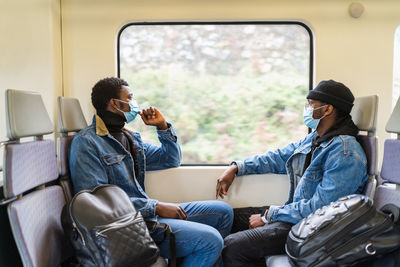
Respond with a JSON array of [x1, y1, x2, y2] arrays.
[[120, 24, 310, 164]]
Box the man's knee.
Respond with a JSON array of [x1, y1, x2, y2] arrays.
[[184, 227, 224, 266], [222, 233, 244, 260], [219, 201, 233, 211], [218, 202, 234, 225], [223, 232, 269, 266], [202, 227, 224, 252], [221, 201, 234, 221], [214, 201, 233, 224], [210, 200, 233, 216]]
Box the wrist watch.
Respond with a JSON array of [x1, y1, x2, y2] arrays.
[[261, 211, 268, 224]]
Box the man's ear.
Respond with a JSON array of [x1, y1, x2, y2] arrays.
[[325, 105, 335, 116], [107, 98, 119, 111]]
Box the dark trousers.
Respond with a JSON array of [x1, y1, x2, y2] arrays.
[[222, 206, 293, 267]]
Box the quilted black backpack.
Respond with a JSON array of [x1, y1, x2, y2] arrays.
[[286, 194, 400, 267], [61, 184, 175, 267]]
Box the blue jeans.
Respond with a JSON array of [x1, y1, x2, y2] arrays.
[[150, 200, 234, 267]]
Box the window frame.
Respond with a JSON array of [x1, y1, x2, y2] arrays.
[[117, 21, 314, 166]]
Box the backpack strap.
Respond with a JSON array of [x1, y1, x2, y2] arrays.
[[161, 223, 176, 267], [380, 204, 400, 224], [147, 221, 176, 267]]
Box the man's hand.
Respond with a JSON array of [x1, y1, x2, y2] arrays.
[[249, 214, 266, 229], [139, 107, 168, 130], [155, 202, 187, 220], [216, 164, 238, 199]]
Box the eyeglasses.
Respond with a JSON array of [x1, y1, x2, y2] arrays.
[[304, 103, 328, 110]]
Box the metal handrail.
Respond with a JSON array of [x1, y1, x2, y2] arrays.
[[0, 196, 17, 206], [0, 140, 18, 146]]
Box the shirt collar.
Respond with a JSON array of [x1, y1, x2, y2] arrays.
[[95, 115, 109, 136], [94, 115, 132, 137]]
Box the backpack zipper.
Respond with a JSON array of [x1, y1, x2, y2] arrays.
[[95, 214, 142, 238], [69, 194, 86, 246]]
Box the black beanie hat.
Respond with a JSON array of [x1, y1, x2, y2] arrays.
[[307, 80, 354, 114]]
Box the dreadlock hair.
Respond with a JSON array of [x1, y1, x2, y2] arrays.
[[91, 77, 129, 111]]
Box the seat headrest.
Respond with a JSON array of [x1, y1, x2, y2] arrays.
[[350, 95, 378, 134], [386, 97, 400, 134], [6, 89, 53, 139], [57, 97, 87, 133]]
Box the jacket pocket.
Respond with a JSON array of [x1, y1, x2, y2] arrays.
[[101, 153, 129, 185], [299, 168, 323, 199], [102, 153, 126, 165]]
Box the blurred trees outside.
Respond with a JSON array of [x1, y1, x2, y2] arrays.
[[120, 24, 310, 164]]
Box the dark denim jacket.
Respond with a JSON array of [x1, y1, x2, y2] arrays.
[[235, 131, 368, 224], [69, 115, 182, 219]]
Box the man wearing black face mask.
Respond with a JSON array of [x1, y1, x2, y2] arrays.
[[216, 80, 368, 266], [70, 77, 233, 267]]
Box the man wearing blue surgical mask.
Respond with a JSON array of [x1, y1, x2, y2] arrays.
[[70, 77, 233, 267], [217, 80, 368, 266]]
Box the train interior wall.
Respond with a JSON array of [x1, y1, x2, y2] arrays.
[[1, 0, 400, 204]]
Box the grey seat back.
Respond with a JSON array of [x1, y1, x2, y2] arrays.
[[57, 97, 87, 201], [351, 95, 378, 136], [5, 89, 53, 140], [350, 95, 378, 198], [374, 97, 400, 210], [57, 97, 87, 134], [4, 89, 71, 267]]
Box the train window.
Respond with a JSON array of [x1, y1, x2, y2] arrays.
[[118, 22, 313, 165]]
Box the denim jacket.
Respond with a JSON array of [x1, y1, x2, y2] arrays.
[[234, 131, 368, 225], [69, 115, 182, 219]]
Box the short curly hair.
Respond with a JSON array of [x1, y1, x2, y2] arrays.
[[91, 77, 129, 111]]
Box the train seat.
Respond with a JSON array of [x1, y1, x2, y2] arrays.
[[374, 97, 400, 210], [357, 97, 400, 266], [56, 96, 87, 201], [266, 95, 379, 267], [351, 95, 379, 198], [3, 89, 72, 267]]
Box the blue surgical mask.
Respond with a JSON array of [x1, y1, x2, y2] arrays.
[[115, 99, 140, 123], [303, 104, 327, 130]]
